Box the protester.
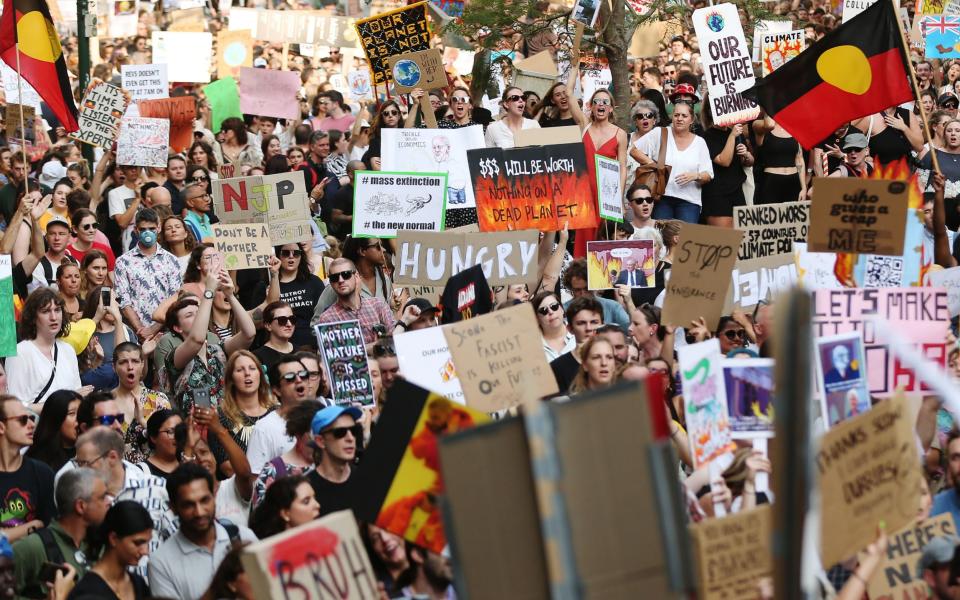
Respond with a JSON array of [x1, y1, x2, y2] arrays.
[[270, 244, 325, 349], [248, 475, 319, 540], [0, 395, 53, 542], [25, 390, 81, 473], [245, 357, 314, 474], [308, 405, 362, 516]]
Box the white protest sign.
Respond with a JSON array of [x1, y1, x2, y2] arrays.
[[694, 3, 760, 126], [751, 20, 792, 62], [929, 267, 960, 316], [71, 80, 131, 148], [1, 63, 41, 111], [116, 117, 170, 168], [843, 0, 878, 23], [121, 64, 169, 102], [596, 155, 623, 223], [760, 30, 805, 75], [394, 326, 465, 404], [347, 69, 373, 100], [353, 171, 447, 239], [151, 32, 213, 83]]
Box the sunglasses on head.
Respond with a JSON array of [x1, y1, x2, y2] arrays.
[[324, 424, 363, 439], [97, 413, 125, 426], [329, 269, 355, 283], [3, 413, 36, 426], [280, 369, 309, 382], [271, 315, 296, 326], [635, 112, 655, 120], [537, 302, 561, 316], [631, 196, 654, 204], [280, 249, 303, 258], [505, 95, 524, 103], [722, 329, 746, 341]]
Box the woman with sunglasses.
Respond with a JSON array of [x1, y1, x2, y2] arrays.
[[159, 215, 195, 275], [626, 101, 660, 189], [567, 337, 616, 396], [533, 291, 575, 362], [185, 165, 214, 195], [445, 87, 479, 128], [575, 88, 629, 257], [67, 209, 116, 270], [26, 389, 81, 472], [268, 244, 325, 350], [700, 103, 753, 228], [71, 500, 153, 600], [143, 409, 182, 480], [716, 316, 748, 355], [189, 141, 219, 179], [254, 302, 297, 370], [485, 86, 541, 149], [362, 100, 403, 170]]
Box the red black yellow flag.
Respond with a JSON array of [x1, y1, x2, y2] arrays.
[[743, 0, 911, 149], [0, 0, 79, 132]]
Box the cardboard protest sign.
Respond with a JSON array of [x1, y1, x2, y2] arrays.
[[689, 505, 772, 600], [315, 320, 375, 406], [809, 178, 909, 256], [596, 155, 623, 223], [382, 127, 484, 210], [355, 2, 430, 85], [862, 514, 956, 599], [5, 104, 36, 146], [216, 29, 252, 78], [443, 302, 557, 411], [70, 79, 130, 148], [213, 171, 313, 245], [928, 266, 960, 316], [241, 510, 379, 599], [586, 240, 655, 290], [211, 223, 272, 270], [812, 288, 949, 396], [201, 77, 243, 133], [394, 326, 464, 403], [167, 6, 205, 31], [734, 201, 809, 261], [726, 253, 798, 312], [468, 144, 597, 233], [722, 358, 775, 438], [760, 30, 805, 75], [693, 3, 760, 126], [151, 32, 213, 83], [116, 117, 169, 168], [818, 393, 923, 567], [238, 67, 300, 120], [815, 331, 872, 428], [843, 0, 879, 22], [137, 96, 196, 153], [393, 230, 539, 287], [512, 51, 558, 100], [120, 64, 168, 102], [0, 256, 15, 357], [386, 49, 445, 93], [353, 171, 447, 239], [751, 19, 792, 62], [679, 339, 737, 468], [514, 125, 582, 147], [662, 224, 744, 329], [571, 0, 600, 28]]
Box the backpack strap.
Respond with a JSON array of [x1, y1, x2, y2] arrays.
[[218, 519, 241, 545], [36, 527, 66, 566]]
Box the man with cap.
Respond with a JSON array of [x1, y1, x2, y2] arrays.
[[30, 216, 78, 291], [829, 133, 873, 178], [918, 535, 960, 599], [307, 405, 362, 517], [398, 298, 439, 332], [940, 92, 960, 118]]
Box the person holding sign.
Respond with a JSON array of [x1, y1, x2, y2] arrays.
[[485, 86, 541, 149]]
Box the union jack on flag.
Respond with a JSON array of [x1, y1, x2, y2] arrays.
[[923, 15, 960, 58], [922, 15, 960, 35]]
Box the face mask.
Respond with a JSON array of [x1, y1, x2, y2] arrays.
[[139, 230, 157, 248]]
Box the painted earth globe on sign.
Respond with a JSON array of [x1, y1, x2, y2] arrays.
[[393, 59, 421, 87]]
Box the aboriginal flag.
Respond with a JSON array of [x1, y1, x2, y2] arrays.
[[743, 0, 911, 149], [0, 0, 79, 132]]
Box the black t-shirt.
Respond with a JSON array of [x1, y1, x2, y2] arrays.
[[327, 184, 354, 238], [68, 571, 150, 600], [539, 115, 577, 128], [253, 344, 290, 372], [701, 127, 746, 197], [308, 468, 356, 517], [279, 275, 326, 349], [0, 457, 56, 527], [550, 351, 580, 395], [440, 265, 492, 324]]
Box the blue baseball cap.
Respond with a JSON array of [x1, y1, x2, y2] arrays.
[[311, 405, 363, 435]]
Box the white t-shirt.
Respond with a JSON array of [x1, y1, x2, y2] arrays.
[[634, 128, 714, 206], [108, 186, 137, 251], [245, 411, 294, 474], [216, 476, 250, 528], [6, 340, 82, 405], [484, 118, 540, 149]]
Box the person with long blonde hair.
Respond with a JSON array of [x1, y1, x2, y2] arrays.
[[215, 350, 276, 465]]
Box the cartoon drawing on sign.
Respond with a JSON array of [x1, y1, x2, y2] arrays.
[[383, 128, 483, 211], [815, 331, 872, 428], [406, 194, 432, 215], [354, 171, 447, 238], [368, 193, 402, 215], [392, 59, 421, 88]]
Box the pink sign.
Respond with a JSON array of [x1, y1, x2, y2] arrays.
[[238, 67, 300, 120], [812, 288, 949, 395]]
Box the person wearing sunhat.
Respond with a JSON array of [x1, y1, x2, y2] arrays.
[[829, 132, 874, 178], [917, 535, 960, 599], [306, 405, 363, 517], [669, 83, 700, 106]]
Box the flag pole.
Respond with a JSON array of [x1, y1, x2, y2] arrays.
[[892, 0, 941, 175], [14, 43, 28, 201]]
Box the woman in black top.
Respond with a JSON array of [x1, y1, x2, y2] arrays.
[[362, 100, 403, 170], [753, 114, 806, 205], [852, 107, 923, 166], [270, 243, 325, 349], [68, 501, 152, 600], [143, 409, 181, 480], [534, 69, 587, 129], [701, 103, 754, 227], [25, 390, 80, 472]]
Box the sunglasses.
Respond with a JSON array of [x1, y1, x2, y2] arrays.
[[97, 413, 126, 426], [280, 249, 303, 258], [373, 343, 396, 358], [505, 95, 524, 103], [189, 176, 209, 183], [451, 97, 470, 104], [945, 103, 959, 109], [722, 329, 746, 341], [329, 269, 355, 283], [631, 196, 654, 205], [323, 424, 363, 439], [3, 413, 36, 426], [271, 315, 296, 326], [382, 110, 400, 117], [537, 302, 561, 316], [635, 112, 655, 120], [280, 369, 309, 382], [845, 147, 865, 154], [80, 222, 98, 231], [592, 98, 612, 106]]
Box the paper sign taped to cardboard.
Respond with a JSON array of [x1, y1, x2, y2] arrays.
[[137, 96, 196, 153], [116, 117, 169, 168], [393, 230, 539, 287], [689, 505, 772, 600], [121, 64, 168, 102], [809, 178, 909, 256]]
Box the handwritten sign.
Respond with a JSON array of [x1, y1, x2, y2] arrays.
[[863, 513, 956, 599], [216, 29, 252, 78], [678, 339, 736, 467], [238, 67, 300, 120], [355, 2, 430, 85], [662, 223, 744, 329], [315, 320, 375, 407], [386, 48, 446, 93], [70, 79, 130, 148], [151, 31, 213, 83], [818, 393, 922, 566], [811, 288, 949, 395], [211, 223, 273, 270], [727, 253, 798, 312], [121, 64, 168, 102], [5, 104, 36, 146], [443, 302, 558, 412], [137, 96, 196, 153], [393, 230, 538, 287], [596, 156, 623, 223], [353, 171, 447, 239], [347, 69, 373, 100], [733, 201, 809, 261], [116, 117, 169, 168], [241, 510, 379, 600], [928, 266, 960, 316], [760, 30, 805, 75], [809, 178, 909, 256], [213, 171, 313, 245], [689, 505, 772, 600], [468, 144, 598, 233], [693, 3, 760, 126]]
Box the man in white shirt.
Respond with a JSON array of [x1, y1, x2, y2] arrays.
[[245, 356, 314, 473]]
